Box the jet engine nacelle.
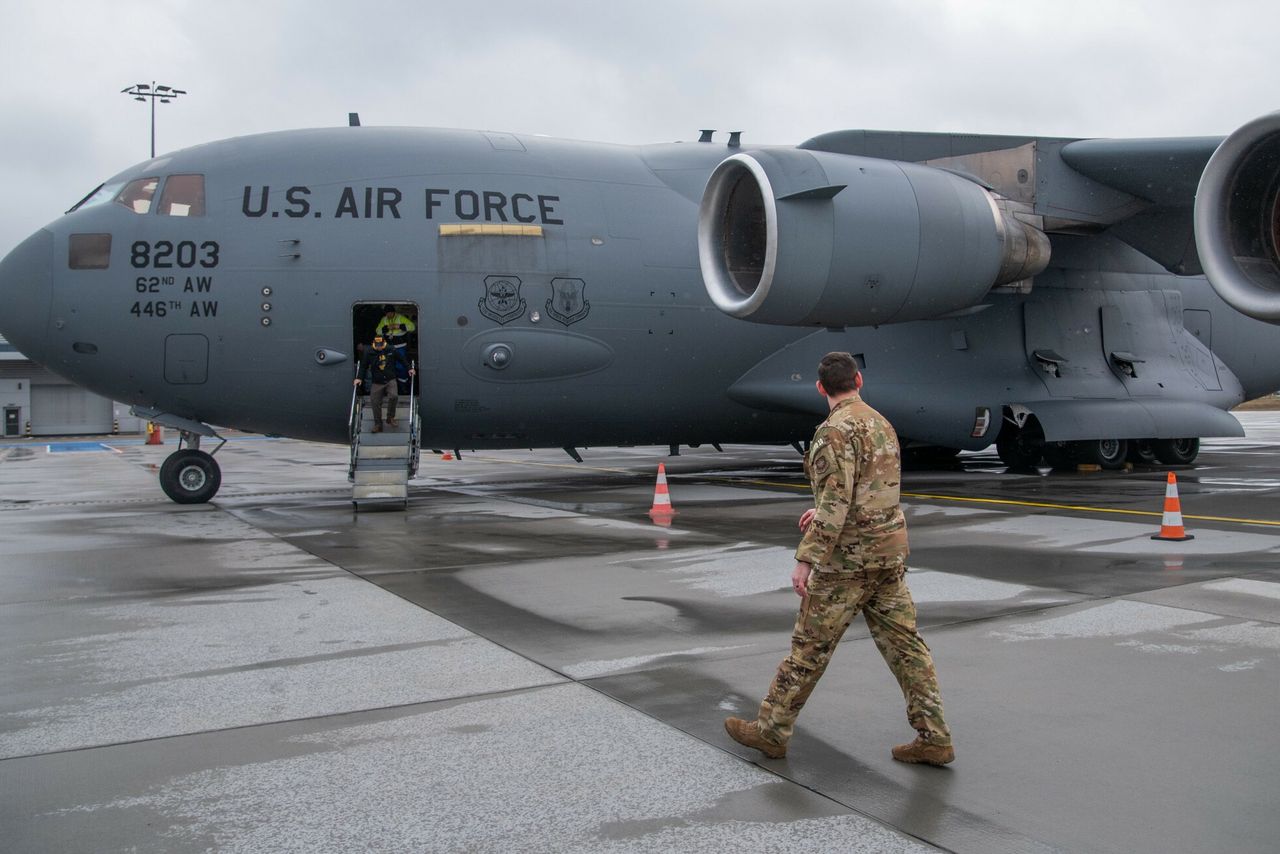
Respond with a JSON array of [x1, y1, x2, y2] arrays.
[[697, 148, 1049, 326], [1195, 111, 1280, 323]]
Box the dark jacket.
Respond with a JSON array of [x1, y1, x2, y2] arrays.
[[357, 345, 407, 384]]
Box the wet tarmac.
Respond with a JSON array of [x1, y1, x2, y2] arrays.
[[2, 417, 1279, 852]]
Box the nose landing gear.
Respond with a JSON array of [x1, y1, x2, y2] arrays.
[[158, 429, 225, 504]]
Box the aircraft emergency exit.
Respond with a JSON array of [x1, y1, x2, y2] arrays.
[[2, 110, 1280, 503]]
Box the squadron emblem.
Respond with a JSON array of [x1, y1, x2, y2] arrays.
[[546, 277, 590, 326], [479, 276, 526, 325]]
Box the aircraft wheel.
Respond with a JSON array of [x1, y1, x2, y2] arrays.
[[1072, 438, 1129, 470], [1153, 437, 1200, 465], [997, 423, 1044, 469], [1127, 439, 1158, 465], [159, 449, 222, 504]]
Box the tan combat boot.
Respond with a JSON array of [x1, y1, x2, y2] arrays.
[[891, 735, 955, 766], [724, 717, 787, 758]]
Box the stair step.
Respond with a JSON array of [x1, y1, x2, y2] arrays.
[[359, 407, 410, 417], [354, 461, 411, 474], [353, 484, 408, 500], [355, 470, 408, 485], [359, 432, 411, 445], [358, 445, 411, 460]]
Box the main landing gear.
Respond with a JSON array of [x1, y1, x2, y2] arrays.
[[996, 416, 1200, 471], [159, 430, 225, 504]]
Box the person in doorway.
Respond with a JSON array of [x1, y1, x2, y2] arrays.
[[353, 335, 414, 432], [376, 305, 416, 351], [724, 351, 954, 766]]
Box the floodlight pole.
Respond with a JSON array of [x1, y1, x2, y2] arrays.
[[120, 81, 187, 159]]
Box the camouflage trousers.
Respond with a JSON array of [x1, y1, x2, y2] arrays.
[[756, 566, 951, 747]]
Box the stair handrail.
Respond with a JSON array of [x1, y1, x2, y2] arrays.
[[349, 363, 363, 442], [348, 364, 363, 481], [407, 359, 420, 477]]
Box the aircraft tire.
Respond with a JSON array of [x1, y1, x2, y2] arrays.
[[159, 449, 222, 504], [1127, 439, 1159, 465], [1153, 438, 1200, 465], [1071, 438, 1129, 470], [997, 427, 1044, 469]]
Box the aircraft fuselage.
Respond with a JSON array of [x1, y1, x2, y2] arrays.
[[2, 126, 1278, 469]]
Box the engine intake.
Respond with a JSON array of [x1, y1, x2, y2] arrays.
[[1194, 111, 1280, 322], [698, 149, 1049, 326]]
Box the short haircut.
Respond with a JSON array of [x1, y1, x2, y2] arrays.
[[817, 352, 859, 394]]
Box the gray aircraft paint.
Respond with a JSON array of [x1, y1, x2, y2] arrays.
[[2, 117, 1279, 498]]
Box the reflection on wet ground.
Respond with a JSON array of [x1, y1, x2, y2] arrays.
[[1, 415, 1278, 852]]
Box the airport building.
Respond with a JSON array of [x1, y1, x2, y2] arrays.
[[0, 334, 141, 437]]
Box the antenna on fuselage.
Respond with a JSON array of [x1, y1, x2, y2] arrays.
[[348, 112, 361, 127]]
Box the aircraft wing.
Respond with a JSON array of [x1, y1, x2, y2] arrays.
[[789, 112, 1280, 324], [800, 129, 1221, 276], [1058, 136, 1221, 276]]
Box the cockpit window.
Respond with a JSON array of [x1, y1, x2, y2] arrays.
[[67, 181, 124, 214], [115, 177, 159, 214], [158, 174, 206, 217]]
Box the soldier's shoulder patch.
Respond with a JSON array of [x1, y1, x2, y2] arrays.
[[810, 438, 841, 481], [813, 425, 847, 450]]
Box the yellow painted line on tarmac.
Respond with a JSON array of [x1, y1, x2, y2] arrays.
[[733, 479, 1280, 528], [739, 479, 810, 491], [899, 492, 1280, 527]]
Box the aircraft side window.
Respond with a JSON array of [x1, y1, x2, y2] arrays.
[[158, 174, 206, 217], [68, 234, 112, 269], [115, 177, 159, 214]]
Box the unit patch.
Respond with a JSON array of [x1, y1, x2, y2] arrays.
[[479, 276, 526, 325], [547, 278, 590, 326]]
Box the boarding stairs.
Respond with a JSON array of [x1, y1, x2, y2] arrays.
[[348, 364, 420, 510]]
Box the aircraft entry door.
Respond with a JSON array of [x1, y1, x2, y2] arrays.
[[352, 303, 420, 394]]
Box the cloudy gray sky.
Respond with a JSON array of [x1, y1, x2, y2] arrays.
[[1, 0, 1277, 254]]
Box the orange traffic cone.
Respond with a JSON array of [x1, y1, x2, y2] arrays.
[[146, 422, 163, 446], [441, 452, 454, 460], [1151, 471, 1194, 541], [648, 463, 676, 523]]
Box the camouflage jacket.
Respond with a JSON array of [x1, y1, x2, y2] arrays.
[[795, 394, 909, 572]]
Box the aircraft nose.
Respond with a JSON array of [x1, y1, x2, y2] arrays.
[[0, 229, 54, 362]]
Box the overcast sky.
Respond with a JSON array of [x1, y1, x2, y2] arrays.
[[1, 0, 1277, 254]]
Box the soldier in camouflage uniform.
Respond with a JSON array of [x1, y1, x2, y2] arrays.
[[725, 352, 954, 766]]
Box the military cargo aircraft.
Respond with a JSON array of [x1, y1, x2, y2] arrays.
[[2, 111, 1279, 504]]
